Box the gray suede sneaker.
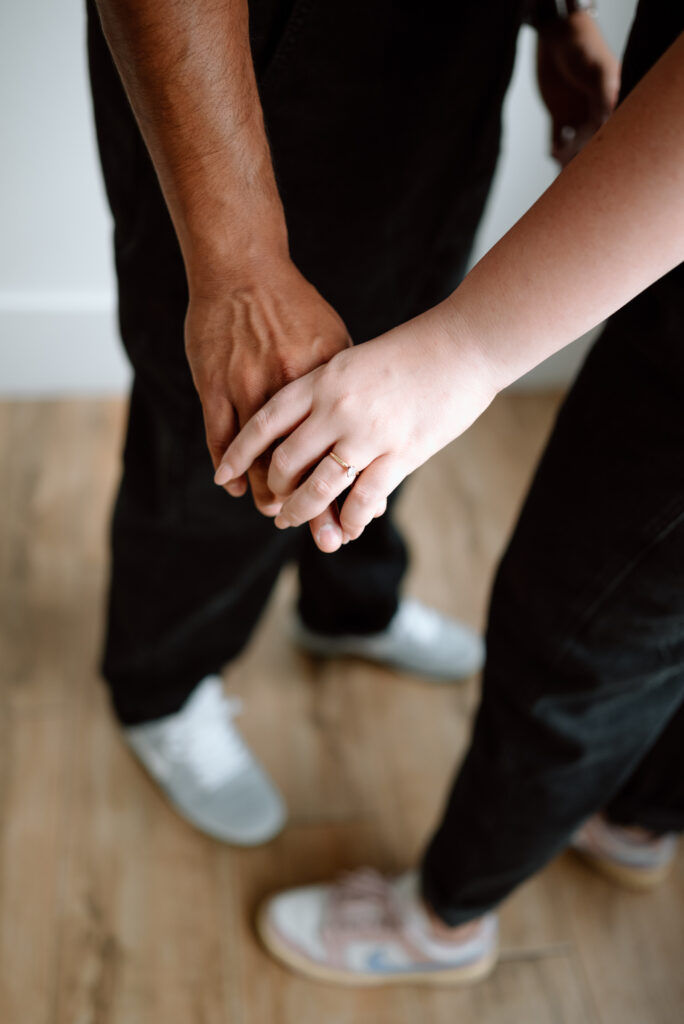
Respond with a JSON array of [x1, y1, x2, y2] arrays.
[[124, 676, 286, 846], [293, 599, 484, 681]]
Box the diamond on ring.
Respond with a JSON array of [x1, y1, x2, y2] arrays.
[[329, 451, 359, 480]]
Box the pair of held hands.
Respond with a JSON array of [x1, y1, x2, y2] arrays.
[[185, 15, 620, 555]]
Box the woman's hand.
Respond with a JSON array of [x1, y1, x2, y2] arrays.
[[214, 303, 500, 552]]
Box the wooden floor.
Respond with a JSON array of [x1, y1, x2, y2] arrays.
[[1, 393, 682, 1024]]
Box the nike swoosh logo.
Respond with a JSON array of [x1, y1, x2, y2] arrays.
[[364, 950, 452, 974]]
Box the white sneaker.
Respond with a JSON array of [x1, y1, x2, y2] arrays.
[[571, 813, 677, 890], [258, 868, 498, 987], [124, 676, 286, 846], [292, 599, 484, 680]]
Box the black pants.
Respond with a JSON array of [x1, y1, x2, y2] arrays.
[[87, 0, 522, 723], [422, 0, 684, 923], [422, 267, 684, 923]]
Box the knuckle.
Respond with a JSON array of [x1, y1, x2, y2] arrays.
[[314, 362, 334, 391], [310, 474, 333, 500], [205, 429, 227, 458], [279, 504, 301, 527], [253, 404, 274, 436], [275, 357, 301, 384], [341, 516, 365, 539], [350, 481, 376, 507], [332, 391, 355, 416], [271, 445, 290, 475], [316, 358, 339, 387], [205, 427, 221, 449], [340, 503, 365, 532]]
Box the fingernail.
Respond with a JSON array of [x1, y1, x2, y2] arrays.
[[316, 523, 342, 547], [214, 464, 233, 486]]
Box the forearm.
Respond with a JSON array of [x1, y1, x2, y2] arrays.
[[441, 33, 684, 390], [94, 0, 288, 287]]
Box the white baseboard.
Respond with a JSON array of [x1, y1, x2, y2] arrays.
[[0, 293, 598, 398]]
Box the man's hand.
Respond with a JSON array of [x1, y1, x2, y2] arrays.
[[537, 11, 620, 166], [186, 259, 352, 515], [94, 0, 353, 537]]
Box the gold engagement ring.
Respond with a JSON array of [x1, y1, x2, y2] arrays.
[[328, 451, 359, 480]]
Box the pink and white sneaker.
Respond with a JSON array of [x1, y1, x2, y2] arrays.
[[571, 813, 678, 890], [257, 868, 498, 987]]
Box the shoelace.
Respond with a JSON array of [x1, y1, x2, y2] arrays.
[[323, 869, 402, 934], [163, 692, 251, 789]]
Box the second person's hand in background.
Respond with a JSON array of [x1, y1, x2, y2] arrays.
[[536, 7, 620, 165]]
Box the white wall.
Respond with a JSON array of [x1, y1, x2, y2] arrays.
[[0, 2, 636, 396], [0, 2, 123, 394]]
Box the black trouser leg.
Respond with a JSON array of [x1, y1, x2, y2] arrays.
[[105, 383, 299, 725], [88, 6, 301, 724], [87, 0, 522, 720], [421, 265, 684, 925], [606, 697, 684, 835], [297, 491, 409, 636]]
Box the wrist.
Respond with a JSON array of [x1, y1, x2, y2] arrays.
[[184, 215, 291, 296], [412, 298, 504, 406], [433, 294, 508, 400], [169, 142, 290, 290]]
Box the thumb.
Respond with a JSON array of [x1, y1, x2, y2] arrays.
[[309, 503, 344, 553], [203, 395, 248, 495]]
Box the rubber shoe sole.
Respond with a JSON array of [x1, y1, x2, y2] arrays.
[[573, 847, 673, 891], [256, 899, 499, 988]]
